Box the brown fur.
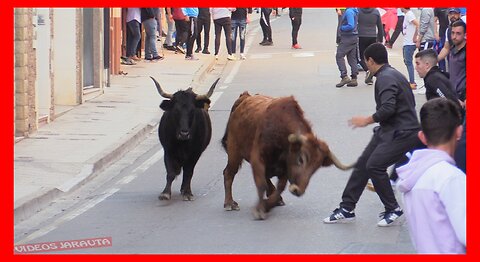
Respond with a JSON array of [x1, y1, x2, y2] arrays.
[[222, 92, 335, 220]]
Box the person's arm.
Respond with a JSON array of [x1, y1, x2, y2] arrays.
[[438, 40, 451, 61], [416, 11, 428, 47], [340, 9, 355, 32], [439, 175, 466, 246], [348, 115, 375, 128], [376, 14, 384, 42]]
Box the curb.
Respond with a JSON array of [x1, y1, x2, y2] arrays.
[[14, 56, 216, 224]]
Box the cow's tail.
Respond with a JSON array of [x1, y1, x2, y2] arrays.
[[221, 91, 251, 151]]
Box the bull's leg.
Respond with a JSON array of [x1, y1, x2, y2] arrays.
[[265, 177, 288, 211], [251, 152, 268, 220], [159, 155, 181, 200], [223, 154, 242, 211], [180, 164, 196, 201], [266, 179, 285, 207]]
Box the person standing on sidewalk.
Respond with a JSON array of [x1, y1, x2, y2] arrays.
[[289, 8, 303, 49], [396, 98, 466, 254], [172, 7, 188, 54], [401, 7, 419, 90], [125, 8, 142, 64], [259, 8, 273, 46], [195, 8, 211, 54], [335, 7, 359, 87], [211, 8, 236, 61], [231, 8, 252, 60], [357, 8, 384, 85], [324, 43, 421, 227], [183, 8, 199, 60], [141, 8, 163, 60], [163, 8, 177, 51]]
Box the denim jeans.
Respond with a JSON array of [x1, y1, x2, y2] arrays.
[[126, 20, 141, 57], [143, 18, 159, 59], [231, 19, 246, 54], [403, 45, 416, 84]]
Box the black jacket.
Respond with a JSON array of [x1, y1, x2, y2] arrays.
[[358, 8, 383, 41], [141, 8, 159, 22], [372, 64, 420, 132], [424, 66, 459, 103], [231, 8, 252, 20]]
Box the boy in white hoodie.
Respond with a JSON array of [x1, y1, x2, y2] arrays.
[[396, 98, 466, 254]]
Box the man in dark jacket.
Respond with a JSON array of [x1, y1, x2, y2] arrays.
[[414, 49, 460, 103], [195, 8, 211, 54], [324, 43, 421, 227], [358, 8, 384, 84]]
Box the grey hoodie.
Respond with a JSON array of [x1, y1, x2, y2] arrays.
[[396, 149, 466, 253], [358, 8, 384, 41]]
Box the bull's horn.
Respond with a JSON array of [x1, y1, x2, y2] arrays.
[[150, 76, 173, 99], [288, 134, 307, 144], [328, 151, 356, 171], [196, 78, 220, 100]]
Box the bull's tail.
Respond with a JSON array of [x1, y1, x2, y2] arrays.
[[221, 92, 251, 151]]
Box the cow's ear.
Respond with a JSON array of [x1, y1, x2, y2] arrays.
[[160, 100, 173, 111], [318, 140, 334, 167], [288, 134, 305, 152], [195, 98, 211, 110]]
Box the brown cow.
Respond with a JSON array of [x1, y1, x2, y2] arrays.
[[221, 92, 354, 220]]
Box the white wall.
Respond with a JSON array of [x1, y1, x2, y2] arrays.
[[53, 8, 77, 105]]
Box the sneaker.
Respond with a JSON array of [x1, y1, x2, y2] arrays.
[[262, 40, 273, 46], [377, 207, 403, 227], [357, 63, 364, 72], [259, 40, 268, 45], [166, 45, 176, 51], [195, 47, 202, 53], [292, 44, 302, 49], [365, 70, 374, 85], [215, 55, 219, 60], [347, 78, 358, 87], [153, 55, 164, 61], [227, 54, 236, 61], [410, 83, 417, 90], [202, 49, 211, 54], [323, 207, 356, 223], [336, 76, 351, 88], [185, 55, 199, 60], [240, 53, 246, 60]]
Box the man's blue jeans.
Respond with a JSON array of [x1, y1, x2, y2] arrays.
[[403, 45, 416, 84]]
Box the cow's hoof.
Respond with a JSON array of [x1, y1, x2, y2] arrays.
[[224, 201, 240, 211], [252, 208, 267, 220], [182, 194, 195, 201], [158, 193, 171, 200]]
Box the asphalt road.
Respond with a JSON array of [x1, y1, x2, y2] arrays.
[[15, 8, 426, 254]]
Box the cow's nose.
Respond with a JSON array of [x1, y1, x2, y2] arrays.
[[289, 184, 303, 197], [178, 130, 190, 140]]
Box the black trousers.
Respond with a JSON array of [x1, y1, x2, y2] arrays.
[[186, 17, 198, 56], [358, 37, 377, 71], [196, 16, 211, 50], [260, 8, 272, 41], [213, 17, 232, 55], [340, 127, 421, 212], [389, 15, 405, 46], [290, 15, 302, 45], [174, 19, 189, 48]]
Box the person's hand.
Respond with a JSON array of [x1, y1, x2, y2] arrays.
[[348, 116, 373, 129]]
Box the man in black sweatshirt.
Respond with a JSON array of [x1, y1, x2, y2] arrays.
[[324, 43, 421, 227]]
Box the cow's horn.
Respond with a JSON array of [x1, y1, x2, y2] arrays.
[[196, 78, 220, 100], [150, 76, 173, 99], [328, 151, 356, 171], [288, 134, 307, 144]]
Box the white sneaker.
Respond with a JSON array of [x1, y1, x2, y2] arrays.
[[215, 55, 219, 60], [227, 54, 236, 61], [240, 53, 246, 60]]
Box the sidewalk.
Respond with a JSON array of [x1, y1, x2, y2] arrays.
[[14, 44, 216, 224]]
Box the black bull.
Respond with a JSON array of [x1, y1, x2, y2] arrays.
[[151, 76, 219, 201]]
